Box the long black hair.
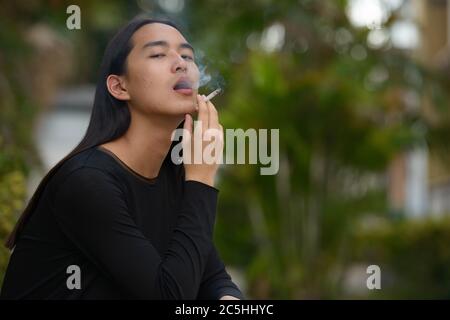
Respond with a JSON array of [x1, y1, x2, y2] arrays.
[[5, 17, 186, 249]]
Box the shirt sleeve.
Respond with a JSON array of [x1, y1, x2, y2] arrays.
[[50, 167, 217, 299], [196, 244, 245, 300]]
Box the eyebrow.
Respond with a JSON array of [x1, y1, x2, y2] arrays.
[[142, 40, 195, 54]]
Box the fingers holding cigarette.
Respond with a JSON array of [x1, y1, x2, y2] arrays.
[[196, 94, 209, 134], [202, 94, 223, 161], [203, 95, 219, 130]]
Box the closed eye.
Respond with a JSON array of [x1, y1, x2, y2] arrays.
[[181, 55, 194, 61], [149, 54, 194, 61], [150, 54, 166, 58]]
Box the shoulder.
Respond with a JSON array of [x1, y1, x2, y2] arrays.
[[44, 148, 134, 225], [48, 147, 124, 196]]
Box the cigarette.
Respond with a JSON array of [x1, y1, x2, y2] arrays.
[[204, 88, 222, 102]]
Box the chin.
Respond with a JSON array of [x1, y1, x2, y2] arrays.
[[173, 102, 197, 115]]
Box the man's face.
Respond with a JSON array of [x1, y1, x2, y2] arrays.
[[123, 23, 200, 117]]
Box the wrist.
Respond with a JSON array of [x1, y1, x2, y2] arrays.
[[185, 175, 215, 187]]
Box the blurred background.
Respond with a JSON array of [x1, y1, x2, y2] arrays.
[[2, 0, 450, 299]]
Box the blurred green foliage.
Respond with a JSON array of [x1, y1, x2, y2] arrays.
[[0, 1, 42, 288], [352, 217, 450, 299], [189, 0, 450, 298]]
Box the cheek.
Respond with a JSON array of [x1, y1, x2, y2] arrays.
[[134, 68, 155, 90], [128, 67, 161, 100], [127, 65, 174, 112]]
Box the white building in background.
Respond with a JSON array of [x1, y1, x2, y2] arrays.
[[347, 0, 450, 217], [27, 85, 94, 200], [405, 147, 429, 217], [401, 0, 450, 217], [411, 0, 450, 217]]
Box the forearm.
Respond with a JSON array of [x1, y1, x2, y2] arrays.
[[197, 245, 245, 300]]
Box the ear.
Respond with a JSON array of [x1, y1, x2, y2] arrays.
[[106, 74, 130, 101]]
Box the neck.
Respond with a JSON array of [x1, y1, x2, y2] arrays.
[[102, 110, 183, 180]]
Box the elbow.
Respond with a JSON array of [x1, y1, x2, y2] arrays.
[[155, 266, 199, 300]]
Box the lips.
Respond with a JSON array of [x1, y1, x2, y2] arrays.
[[173, 77, 193, 96]]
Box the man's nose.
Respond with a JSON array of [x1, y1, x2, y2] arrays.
[[172, 53, 188, 73]]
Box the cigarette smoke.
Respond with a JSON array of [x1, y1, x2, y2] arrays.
[[194, 50, 226, 96]]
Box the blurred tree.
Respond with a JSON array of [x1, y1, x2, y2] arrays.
[[187, 0, 450, 298], [351, 217, 450, 299], [0, 0, 136, 286]]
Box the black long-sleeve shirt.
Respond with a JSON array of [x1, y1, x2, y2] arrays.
[[0, 145, 244, 300]]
